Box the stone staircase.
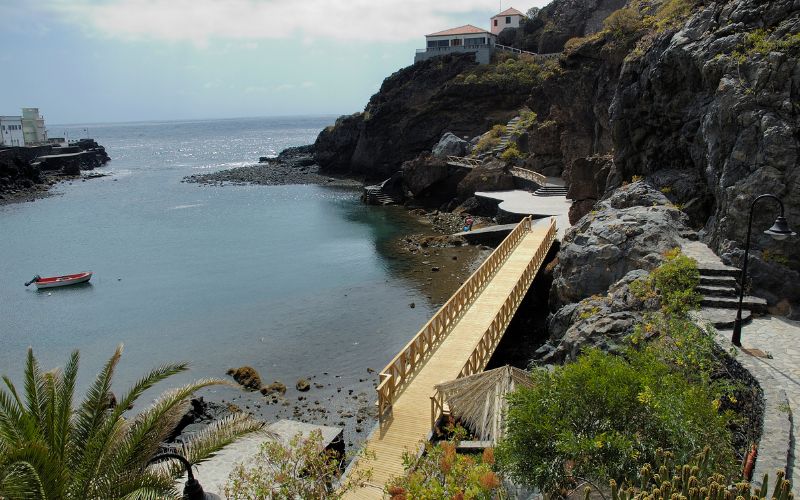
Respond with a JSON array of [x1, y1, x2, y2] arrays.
[[363, 183, 399, 206], [477, 116, 522, 161], [533, 185, 569, 197], [695, 262, 768, 329]]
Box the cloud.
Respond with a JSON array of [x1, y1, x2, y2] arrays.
[[41, 0, 520, 45]]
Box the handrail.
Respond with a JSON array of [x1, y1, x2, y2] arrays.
[[495, 44, 562, 60], [376, 216, 537, 418], [446, 155, 483, 168], [429, 217, 557, 429], [510, 166, 547, 186]]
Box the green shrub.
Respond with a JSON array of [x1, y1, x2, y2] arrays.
[[733, 28, 800, 64], [387, 440, 505, 499], [604, 6, 646, 40], [457, 55, 550, 91], [225, 430, 371, 499], [472, 124, 506, 155], [630, 248, 700, 316], [497, 347, 736, 494], [500, 143, 524, 161]]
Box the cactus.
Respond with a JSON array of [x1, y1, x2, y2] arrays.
[[602, 456, 792, 500]]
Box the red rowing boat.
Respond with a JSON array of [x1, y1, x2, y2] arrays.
[[25, 272, 93, 289]]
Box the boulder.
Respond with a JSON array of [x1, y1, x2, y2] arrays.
[[295, 378, 310, 392], [432, 132, 470, 158], [226, 366, 262, 391], [401, 153, 452, 196], [551, 181, 690, 307], [456, 161, 516, 198]]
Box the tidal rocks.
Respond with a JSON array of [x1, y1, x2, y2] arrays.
[[551, 182, 690, 307], [295, 378, 310, 392], [227, 366, 262, 391], [432, 132, 470, 158], [261, 381, 287, 396]]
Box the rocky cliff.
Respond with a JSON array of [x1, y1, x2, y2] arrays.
[[314, 53, 531, 179], [314, 0, 799, 312]]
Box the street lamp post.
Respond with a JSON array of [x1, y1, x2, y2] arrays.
[[731, 194, 796, 347], [148, 452, 221, 500]]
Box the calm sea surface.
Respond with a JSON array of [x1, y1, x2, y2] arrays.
[[0, 117, 436, 401]]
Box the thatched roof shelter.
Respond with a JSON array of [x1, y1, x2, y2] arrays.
[[434, 365, 532, 443]]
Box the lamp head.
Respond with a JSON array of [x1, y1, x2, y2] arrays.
[[764, 216, 796, 241]]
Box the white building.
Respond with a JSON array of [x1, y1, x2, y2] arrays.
[[491, 7, 526, 35], [415, 25, 497, 65], [22, 108, 47, 145], [0, 116, 25, 147]]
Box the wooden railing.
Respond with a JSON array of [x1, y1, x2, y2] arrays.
[[430, 217, 557, 429], [376, 216, 538, 418], [446, 156, 483, 168], [510, 166, 547, 187], [495, 44, 562, 61]]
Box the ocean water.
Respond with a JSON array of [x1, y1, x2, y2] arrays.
[[0, 117, 436, 405]]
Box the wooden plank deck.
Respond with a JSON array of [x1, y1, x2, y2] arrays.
[[343, 220, 555, 499]]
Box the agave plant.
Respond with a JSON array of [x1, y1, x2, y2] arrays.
[[0, 345, 265, 499]]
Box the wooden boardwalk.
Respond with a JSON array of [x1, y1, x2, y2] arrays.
[[343, 217, 557, 499]]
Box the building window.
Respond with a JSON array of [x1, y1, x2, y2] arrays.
[[494, 19, 498, 26], [452, 38, 462, 46], [506, 16, 511, 23]]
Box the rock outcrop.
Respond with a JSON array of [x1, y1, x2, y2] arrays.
[[314, 53, 530, 179], [551, 182, 690, 307], [432, 132, 471, 158], [538, 269, 650, 363]]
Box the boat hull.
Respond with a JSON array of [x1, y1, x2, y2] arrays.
[[34, 272, 92, 289]]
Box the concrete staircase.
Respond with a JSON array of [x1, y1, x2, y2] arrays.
[[695, 262, 767, 329], [533, 185, 569, 197]]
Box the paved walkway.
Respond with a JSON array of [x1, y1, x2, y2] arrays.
[[474, 190, 571, 238], [685, 239, 798, 491], [717, 317, 799, 492]]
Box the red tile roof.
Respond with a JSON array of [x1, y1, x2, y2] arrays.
[[427, 24, 492, 37], [492, 7, 524, 17]]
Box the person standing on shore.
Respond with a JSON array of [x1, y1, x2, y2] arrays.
[[464, 216, 474, 232]]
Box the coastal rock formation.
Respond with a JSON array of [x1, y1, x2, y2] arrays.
[[432, 132, 471, 158], [551, 182, 690, 307], [538, 269, 650, 363], [456, 161, 516, 198], [314, 53, 529, 179]]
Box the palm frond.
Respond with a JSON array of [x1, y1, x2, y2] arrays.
[[178, 412, 267, 470], [23, 349, 46, 431], [0, 460, 46, 500], [72, 345, 122, 463]]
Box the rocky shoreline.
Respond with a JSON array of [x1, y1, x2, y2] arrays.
[[182, 145, 361, 188], [0, 140, 111, 206]]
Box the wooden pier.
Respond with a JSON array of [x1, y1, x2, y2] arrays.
[[342, 216, 557, 498]]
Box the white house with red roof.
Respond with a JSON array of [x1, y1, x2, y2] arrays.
[[491, 7, 525, 35], [414, 24, 496, 64], [414, 7, 528, 65]]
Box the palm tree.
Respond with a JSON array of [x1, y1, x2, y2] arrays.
[[0, 345, 265, 499]]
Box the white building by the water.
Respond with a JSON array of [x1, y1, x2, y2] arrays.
[[22, 108, 47, 145], [491, 7, 525, 35], [0, 116, 25, 147], [414, 6, 528, 64]]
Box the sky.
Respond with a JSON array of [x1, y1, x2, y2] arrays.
[[0, 0, 549, 124]]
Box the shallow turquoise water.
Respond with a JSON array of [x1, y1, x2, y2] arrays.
[[0, 117, 434, 397]]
